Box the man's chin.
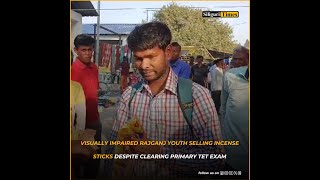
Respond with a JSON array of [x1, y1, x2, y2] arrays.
[[143, 76, 154, 82], [81, 59, 92, 64]]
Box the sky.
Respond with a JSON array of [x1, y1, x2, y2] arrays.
[[81, 1, 249, 45]]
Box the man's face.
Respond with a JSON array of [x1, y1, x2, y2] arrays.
[[74, 45, 94, 64], [222, 62, 226, 69], [134, 46, 170, 83], [196, 58, 203, 65], [217, 61, 224, 68], [170, 46, 181, 61], [232, 51, 248, 67]]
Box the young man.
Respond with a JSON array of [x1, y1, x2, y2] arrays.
[[109, 21, 224, 177], [189, 56, 194, 67], [168, 42, 191, 79], [71, 34, 101, 178], [220, 45, 249, 176], [191, 55, 208, 88], [209, 58, 224, 114]]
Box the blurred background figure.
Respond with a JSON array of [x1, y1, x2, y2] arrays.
[[209, 58, 224, 114], [128, 69, 139, 86], [191, 55, 208, 88], [120, 56, 130, 93], [231, 45, 249, 68], [169, 42, 191, 79], [220, 45, 249, 176]]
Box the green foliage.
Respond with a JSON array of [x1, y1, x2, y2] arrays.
[[153, 3, 238, 58]]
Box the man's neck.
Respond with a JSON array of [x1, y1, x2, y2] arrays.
[[148, 67, 170, 96], [77, 58, 92, 66], [170, 58, 179, 65]]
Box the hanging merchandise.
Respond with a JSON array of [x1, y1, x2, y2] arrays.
[[106, 44, 112, 69], [99, 43, 132, 73], [115, 45, 120, 71], [111, 45, 116, 74], [120, 45, 125, 63], [100, 44, 106, 66]]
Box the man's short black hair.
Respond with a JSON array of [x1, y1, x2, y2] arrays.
[[234, 45, 249, 59], [214, 58, 223, 64], [127, 21, 172, 52], [171, 42, 181, 51], [196, 55, 204, 61], [74, 34, 95, 48]]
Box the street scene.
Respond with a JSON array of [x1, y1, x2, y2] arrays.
[[71, 0, 249, 179]]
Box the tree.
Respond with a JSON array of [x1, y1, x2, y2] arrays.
[[153, 3, 238, 58]]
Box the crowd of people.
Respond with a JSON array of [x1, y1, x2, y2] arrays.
[[71, 21, 249, 179]]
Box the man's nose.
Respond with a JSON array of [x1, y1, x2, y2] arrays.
[[140, 58, 151, 69]]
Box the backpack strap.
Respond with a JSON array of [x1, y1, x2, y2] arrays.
[[128, 81, 143, 110], [177, 78, 195, 138]]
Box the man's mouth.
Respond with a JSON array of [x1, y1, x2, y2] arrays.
[[142, 72, 154, 77]]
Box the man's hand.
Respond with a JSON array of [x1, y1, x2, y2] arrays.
[[123, 132, 161, 154]]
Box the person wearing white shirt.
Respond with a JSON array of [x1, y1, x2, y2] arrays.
[[209, 59, 224, 114]]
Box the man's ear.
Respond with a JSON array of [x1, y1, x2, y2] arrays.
[[73, 47, 78, 54], [165, 44, 172, 61]]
